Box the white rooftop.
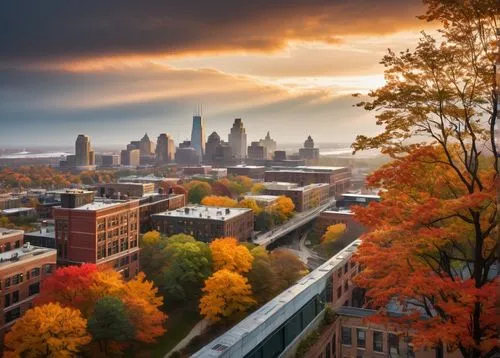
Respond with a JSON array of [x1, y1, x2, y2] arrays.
[[0, 228, 24, 240], [228, 165, 265, 169], [154, 205, 252, 221], [342, 193, 380, 199], [243, 195, 279, 203], [1, 207, 35, 214], [264, 182, 329, 191], [0, 244, 56, 265]]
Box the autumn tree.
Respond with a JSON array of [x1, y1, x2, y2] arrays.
[[274, 195, 295, 219], [247, 246, 279, 303], [199, 269, 256, 322], [352, 1, 498, 356], [211, 180, 233, 197], [201, 195, 238, 207], [186, 181, 212, 203], [238, 198, 263, 215], [4, 303, 91, 358], [320, 224, 347, 257], [270, 249, 308, 291], [251, 183, 266, 194], [88, 296, 135, 355], [210, 237, 254, 274], [140, 230, 169, 282]]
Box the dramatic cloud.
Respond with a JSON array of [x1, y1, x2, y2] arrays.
[[1, 0, 425, 66]]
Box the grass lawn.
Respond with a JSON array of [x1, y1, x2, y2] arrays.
[[128, 305, 201, 358]]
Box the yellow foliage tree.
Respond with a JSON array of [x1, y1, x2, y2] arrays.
[[321, 224, 346, 244], [4, 303, 91, 358], [210, 237, 254, 274], [142, 230, 161, 245], [250, 183, 265, 194], [199, 269, 256, 322], [201, 195, 238, 207], [122, 272, 167, 343], [274, 195, 295, 218], [237, 198, 263, 215]]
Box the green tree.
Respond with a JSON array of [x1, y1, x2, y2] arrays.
[[88, 296, 135, 355], [140, 231, 169, 282], [161, 236, 212, 301], [187, 181, 212, 203]]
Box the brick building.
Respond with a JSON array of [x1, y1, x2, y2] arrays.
[[0, 229, 57, 336], [97, 182, 155, 198], [152, 205, 253, 242], [53, 190, 140, 278], [264, 166, 351, 197], [227, 165, 266, 179], [263, 182, 330, 211]]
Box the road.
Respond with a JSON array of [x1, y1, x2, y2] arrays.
[[253, 197, 335, 247]]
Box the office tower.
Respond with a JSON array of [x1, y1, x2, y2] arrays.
[[259, 131, 277, 160], [191, 114, 206, 160], [156, 133, 175, 164], [75, 134, 92, 166], [139, 133, 154, 156], [247, 141, 265, 160], [175, 140, 200, 165], [121, 149, 140, 166], [204, 131, 221, 163], [298, 135, 320, 163], [53, 190, 140, 278], [228, 118, 247, 160]]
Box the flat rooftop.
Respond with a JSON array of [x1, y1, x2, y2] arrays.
[[153, 205, 252, 221], [323, 209, 354, 215], [264, 182, 329, 191], [49, 189, 94, 195], [119, 175, 179, 182], [268, 166, 348, 173], [0, 244, 56, 266], [0, 228, 24, 240], [243, 194, 279, 202], [342, 193, 380, 199], [1, 207, 35, 214], [228, 165, 266, 169]]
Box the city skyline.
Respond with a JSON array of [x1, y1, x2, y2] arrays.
[[0, 0, 433, 147]]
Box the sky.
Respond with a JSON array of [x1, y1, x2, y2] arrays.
[[0, 0, 433, 149]]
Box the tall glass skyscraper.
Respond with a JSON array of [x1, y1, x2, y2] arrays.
[[191, 115, 206, 160]]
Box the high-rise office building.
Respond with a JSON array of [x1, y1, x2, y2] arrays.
[[155, 133, 175, 164], [204, 131, 221, 163], [298, 135, 320, 163], [191, 115, 206, 160], [228, 118, 247, 160], [259, 131, 277, 160], [75, 134, 92, 167]]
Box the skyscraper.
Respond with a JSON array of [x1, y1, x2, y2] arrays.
[[259, 131, 277, 160], [204, 131, 221, 163], [228, 118, 247, 160], [156, 133, 175, 164], [75, 134, 93, 167], [191, 114, 206, 160]]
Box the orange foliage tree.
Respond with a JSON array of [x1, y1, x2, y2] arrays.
[[199, 269, 256, 322], [210, 237, 254, 274], [36, 264, 167, 345], [351, 1, 498, 352], [4, 303, 91, 357], [237, 198, 263, 215], [201, 195, 238, 207], [274, 195, 295, 219]]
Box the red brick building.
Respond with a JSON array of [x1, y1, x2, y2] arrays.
[[0, 229, 57, 336], [53, 190, 140, 278], [264, 166, 351, 197]]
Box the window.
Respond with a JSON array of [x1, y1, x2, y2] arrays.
[[337, 269, 342, 278], [132, 253, 138, 261], [31, 268, 40, 277], [29, 282, 40, 296], [337, 287, 342, 299], [11, 274, 23, 285], [4, 307, 20, 323], [15, 240, 20, 248], [331, 334, 336, 358], [373, 331, 383, 352], [325, 343, 331, 358], [44, 264, 53, 274], [5, 242, 11, 251], [389, 334, 399, 356], [12, 291, 19, 304], [344, 263, 348, 274], [342, 327, 352, 345], [356, 329, 366, 348], [4, 294, 11, 308], [344, 280, 348, 292], [5, 278, 10, 288]]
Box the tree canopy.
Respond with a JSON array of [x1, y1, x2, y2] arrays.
[[210, 237, 254, 274]]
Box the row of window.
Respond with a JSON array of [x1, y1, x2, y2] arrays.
[[342, 327, 400, 353], [2, 265, 51, 291], [3, 283, 40, 309], [0, 240, 21, 253]]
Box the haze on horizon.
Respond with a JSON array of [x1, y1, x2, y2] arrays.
[[0, 0, 433, 147]]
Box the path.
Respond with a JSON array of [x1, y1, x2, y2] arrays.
[[165, 318, 210, 357]]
